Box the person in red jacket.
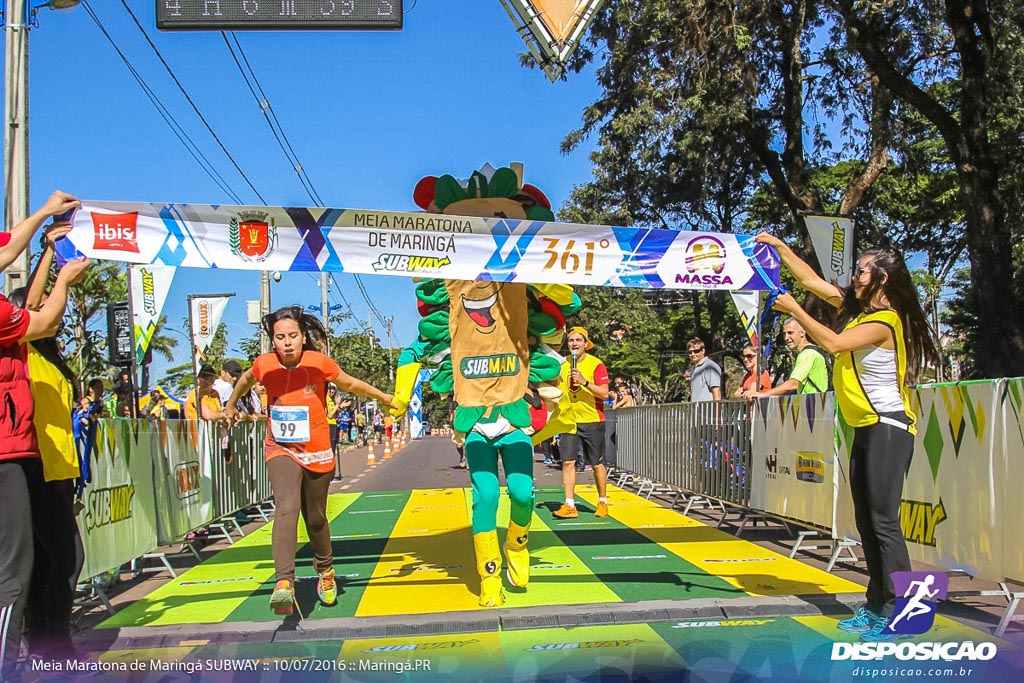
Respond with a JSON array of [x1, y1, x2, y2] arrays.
[[0, 191, 89, 678]]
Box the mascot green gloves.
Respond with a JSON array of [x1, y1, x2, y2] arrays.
[[390, 164, 579, 607]]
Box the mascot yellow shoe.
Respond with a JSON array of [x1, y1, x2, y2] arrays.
[[473, 531, 505, 607], [504, 520, 531, 588]]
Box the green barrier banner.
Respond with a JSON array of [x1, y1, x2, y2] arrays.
[[152, 420, 214, 545], [77, 420, 159, 580], [78, 419, 271, 578], [202, 420, 271, 520]]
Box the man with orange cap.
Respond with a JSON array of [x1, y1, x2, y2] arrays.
[[554, 327, 611, 519]]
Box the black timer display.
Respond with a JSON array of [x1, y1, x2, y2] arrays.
[[157, 1, 403, 31]]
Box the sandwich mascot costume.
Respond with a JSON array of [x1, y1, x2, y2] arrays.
[[390, 164, 579, 606]]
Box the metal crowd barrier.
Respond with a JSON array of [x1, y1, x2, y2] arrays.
[[615, 400, 753, 508]]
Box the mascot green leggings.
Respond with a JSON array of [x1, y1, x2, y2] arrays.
[[465, 431, 535, 533]]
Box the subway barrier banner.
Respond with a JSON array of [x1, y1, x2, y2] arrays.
[[999, 378, 1024, 583], [835, 380, 1021, 583], [77, 420, 159, 580], [66, 202, 781, 290], [750, 393, 837, 531], [78, 419, 272, 579], [128, 263, 175, 365]]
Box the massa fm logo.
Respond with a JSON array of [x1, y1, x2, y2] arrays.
[[676, 235, 733, 286]]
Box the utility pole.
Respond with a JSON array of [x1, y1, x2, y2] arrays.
[[259, 271, 271, 353], [3, 0, 31, 294], [367, 311, 374, 347], [385, 316, 395, 381], [321, 273, 330, 353]]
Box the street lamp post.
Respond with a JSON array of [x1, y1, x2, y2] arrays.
[[3, 0, 81, 294]]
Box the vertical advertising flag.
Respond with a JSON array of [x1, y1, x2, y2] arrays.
[[804, 215, 854, 287], [729, 290, 761, 347], [409, 368, 434, 439], [188, 294, 232, 373], [129, 264, 176, 365]]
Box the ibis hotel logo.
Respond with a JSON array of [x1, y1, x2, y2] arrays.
[[92, 212, 140, 253], [229, 210, 277, 262], [676, 235, 733, 286]]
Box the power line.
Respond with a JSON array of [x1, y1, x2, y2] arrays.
[[80, 2, 243, 202], [221, 32, 325, 206], [218, 31, 388, 328], [117, 0, 267, 203]]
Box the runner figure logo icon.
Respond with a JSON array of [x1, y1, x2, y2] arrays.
[[887, 571, 949, 635]]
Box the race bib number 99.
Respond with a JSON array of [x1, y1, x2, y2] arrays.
[[270, 405, 311, 443]]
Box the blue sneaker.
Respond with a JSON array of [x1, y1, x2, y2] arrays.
[[543, 457, 553, 465], [837, 606, 883, 633], [860, 617, 909, 642]]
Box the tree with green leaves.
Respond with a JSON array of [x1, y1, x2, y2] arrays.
[[59, 261, 127, 396], [829, 0, 1024, 377]]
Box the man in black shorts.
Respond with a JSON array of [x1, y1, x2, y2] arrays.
[[554, 327, 611, 519]]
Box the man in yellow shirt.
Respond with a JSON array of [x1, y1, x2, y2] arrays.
[[554, 327, 611, 519], [184, 364, 225, 421]]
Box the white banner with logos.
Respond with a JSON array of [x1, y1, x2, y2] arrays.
[[804, 215, 854, 288], [63, 202, 782, 291], [188, 294, 231, 373], [750, 393, 838, 530], [129, 263, 175, 365]]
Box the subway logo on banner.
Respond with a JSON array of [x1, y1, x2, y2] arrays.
[[372, 254, 452, 273], [83, 484, 135, 531], [901, 498, 947, 546], [460, 354, 520, 378], [92, 212, 140, 253], [175, 461, 201, 500]]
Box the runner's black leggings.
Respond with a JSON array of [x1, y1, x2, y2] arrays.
[[848, 414, 914, 615], [25, 477, 83, 657], [267, 456, 334, 583]]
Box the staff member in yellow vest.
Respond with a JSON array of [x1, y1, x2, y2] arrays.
[[757, 233, 936, 644], [554, 327, 611, 519]]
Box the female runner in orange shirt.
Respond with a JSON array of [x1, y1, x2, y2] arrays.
[[225, 306, 393, 615]]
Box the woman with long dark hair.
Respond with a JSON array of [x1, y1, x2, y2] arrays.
[[9, 221, 86, 659], [757, 233, 937, 643], [224, 305, 392, 616]]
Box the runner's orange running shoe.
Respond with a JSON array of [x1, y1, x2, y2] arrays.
[[553, 503, 578, 519], [595, 501, 609, 517]]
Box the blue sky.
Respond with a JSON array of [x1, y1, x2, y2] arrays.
[[4, 1, 601, 381]]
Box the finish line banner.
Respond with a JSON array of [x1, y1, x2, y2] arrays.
[[65, 202, 781, 290]]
